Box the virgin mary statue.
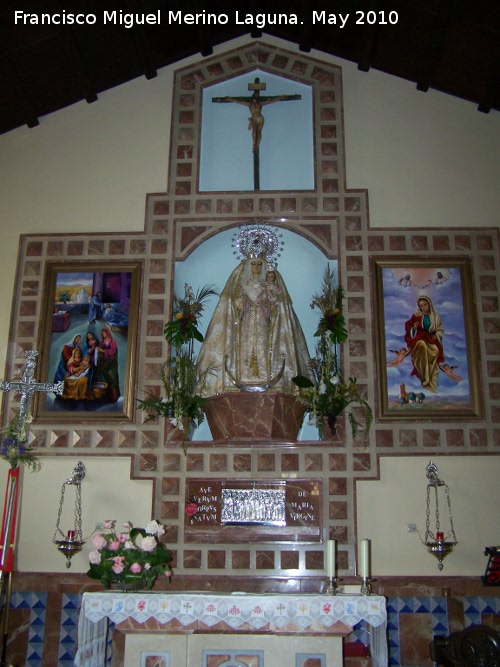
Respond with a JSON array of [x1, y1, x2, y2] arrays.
[[196, 226, 312, 396]]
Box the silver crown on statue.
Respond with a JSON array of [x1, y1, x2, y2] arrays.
[[232, 223, 284, 271]]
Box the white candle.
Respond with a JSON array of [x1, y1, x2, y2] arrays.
[[326, 539, 336, 578], [359, 539, 371, 578]]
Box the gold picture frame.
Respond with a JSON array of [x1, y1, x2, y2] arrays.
[[34, 261, 142, 422], [373, 257, 482, 420]]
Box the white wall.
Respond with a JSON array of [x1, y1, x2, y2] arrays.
[[342, 68, 500, 231], [4, 456, 153, 573], [357, 456, 500, 576]]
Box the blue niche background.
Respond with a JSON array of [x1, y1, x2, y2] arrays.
[[174, 227, 337, 441]]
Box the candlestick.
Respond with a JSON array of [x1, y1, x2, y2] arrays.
[[326, 539, 336, 578], [359, 539, 371, 578], [360, 577, 373, 596], [326, 576, 342, 595]]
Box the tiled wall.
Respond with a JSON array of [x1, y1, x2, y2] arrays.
[[2, 42, 499, 583], [3, 574, 499, 667]]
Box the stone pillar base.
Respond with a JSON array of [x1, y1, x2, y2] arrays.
[[204, 392, 306, 441]]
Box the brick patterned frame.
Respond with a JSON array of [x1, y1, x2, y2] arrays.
[[3, 42, 499, 578]]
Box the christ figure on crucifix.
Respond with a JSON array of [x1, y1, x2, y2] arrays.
[[213, 77, 301, 153], [212, 77, 301, 190]]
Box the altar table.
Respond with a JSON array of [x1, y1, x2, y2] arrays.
[[76, 592, 387, 667]]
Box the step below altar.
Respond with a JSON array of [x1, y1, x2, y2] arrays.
[[76, 592, 387, 667], [204, 392, 307, 441]]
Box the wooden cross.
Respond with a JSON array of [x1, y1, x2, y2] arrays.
[[212, 77, 301, 190], [1, 350, 63, 439]]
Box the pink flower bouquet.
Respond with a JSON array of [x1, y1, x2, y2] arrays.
[[86, 519, 172, 590]]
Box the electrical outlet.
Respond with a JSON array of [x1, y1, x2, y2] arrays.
[[407, 523, 417, 533]]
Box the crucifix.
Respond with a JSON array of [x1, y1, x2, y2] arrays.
[[0, 349, 63, 667], [1, 350, 63, 431], [212, 77, 301, 191]]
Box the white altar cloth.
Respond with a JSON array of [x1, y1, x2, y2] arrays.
[[76, 592, 387, 667]]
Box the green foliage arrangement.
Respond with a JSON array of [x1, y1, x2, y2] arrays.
[[138, 283, 218, 434], [87, 519, 172, 590], [0, 410, 38, 470], [292, 265, 373, 442]]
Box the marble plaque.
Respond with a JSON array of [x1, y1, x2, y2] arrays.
[[185, 479, 322, 543]]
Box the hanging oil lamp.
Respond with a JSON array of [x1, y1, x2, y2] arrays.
[[53, 461, 86, 568]]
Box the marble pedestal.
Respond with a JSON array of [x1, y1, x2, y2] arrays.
[[204, 392, 306, 440]]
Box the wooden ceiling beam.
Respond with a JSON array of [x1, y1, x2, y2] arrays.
[[60, 31, 98, 104], [127, 0, 158, 79], [249, 0, 262, 39], [187, 0, 215, 56], [52, 0, 98, 103], [478, 65, 500, 113], [0, 52, 39, 129], [357, 0, 383, 72], [131, 25, 158, 80], [298, 0, 312, 52], [416, 0, 456, 93]]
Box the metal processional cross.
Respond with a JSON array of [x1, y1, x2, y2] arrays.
[[0, 350, 63, 666], [212, 77, 301, 191], [1, 350, 63, 427]]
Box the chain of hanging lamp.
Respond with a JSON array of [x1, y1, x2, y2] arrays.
[[53, 482, 83, 543], [425, 480, 456, 543], [52, 461, 86, 568], [423, 461, 457, 570]]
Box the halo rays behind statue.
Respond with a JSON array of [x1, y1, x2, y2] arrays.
[[196, 225, 312, 399]]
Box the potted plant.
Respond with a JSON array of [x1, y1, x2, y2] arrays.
[[86, 519, 172, 590], [138, 283, 218, 440], [292, 265, 373, 442]]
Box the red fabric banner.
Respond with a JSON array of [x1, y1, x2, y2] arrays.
[[0, 467, 20, 573]]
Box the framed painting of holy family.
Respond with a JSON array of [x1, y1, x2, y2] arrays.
[[34, 261, 141, 422], [373, 258, 482, 421]]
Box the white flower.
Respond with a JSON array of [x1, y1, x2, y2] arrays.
[[331, 376, 340, 386], [88, 550, 101, 565], [318, 381, 327, 395], [145, 520, 165, 538], [123, 540, 135, 549], [168, 417, 178, 427], [307, 413, 317, 426], [140, 536, 157, 552], [145, 520, 160, 535]]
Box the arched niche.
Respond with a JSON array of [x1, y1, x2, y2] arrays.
[[173, 225, 338, 441]]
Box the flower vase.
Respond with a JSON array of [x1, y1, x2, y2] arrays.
[[110, 577, 146, 592], [165, 418, 195, 443], [318, 415, 337, 441]]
